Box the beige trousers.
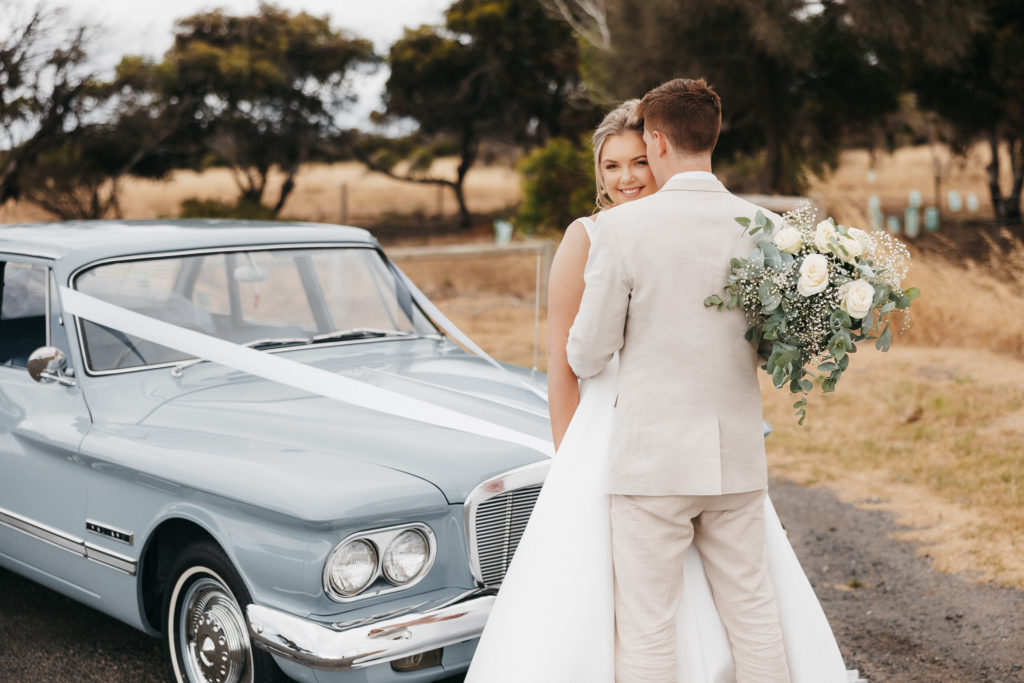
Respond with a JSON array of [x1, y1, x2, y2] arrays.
[[610, 488, 790, 683]]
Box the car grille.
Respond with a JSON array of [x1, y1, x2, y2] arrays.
[[472, 484, 542, 586]]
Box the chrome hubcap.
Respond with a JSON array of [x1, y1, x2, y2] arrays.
[[180, 577, 251, 683]]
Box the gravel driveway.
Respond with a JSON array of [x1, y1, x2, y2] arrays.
[[1, 477, 1021, 682]]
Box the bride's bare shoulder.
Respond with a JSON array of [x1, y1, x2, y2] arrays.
[[558, 216, 595, 254]]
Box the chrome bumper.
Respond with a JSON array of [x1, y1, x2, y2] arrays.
[[246, 590, 494, 671]]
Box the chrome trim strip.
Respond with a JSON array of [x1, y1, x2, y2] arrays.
[[0, 506, 137, 576], [463, 461, 550, 586], [323, 523, 437, 603], [247, 591, 494, 671], [85, 543, 137, 575], [0, 506, 84, 554]]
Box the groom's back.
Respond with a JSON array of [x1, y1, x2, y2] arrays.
[[594, 176, 773, 497]]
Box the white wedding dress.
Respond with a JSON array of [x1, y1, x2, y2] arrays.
[[465, 222, 854, 683]]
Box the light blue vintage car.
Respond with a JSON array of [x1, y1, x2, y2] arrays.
[[0, 220, 552, 682]]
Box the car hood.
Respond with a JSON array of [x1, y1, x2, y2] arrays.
[[137, 345, 552, 505]]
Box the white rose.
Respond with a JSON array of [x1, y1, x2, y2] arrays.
[[837, 235, 863, 263], [773, 226, 802, 254], [813, 220, 837, 253], [797, 253, 830, 296], [838, 278, 875, 319], [847, 227, 875, 256]]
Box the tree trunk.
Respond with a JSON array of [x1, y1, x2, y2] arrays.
[[987, 130, 1009, 220], [1008, 136, 1023, 223], [272, 149, 307, 216], [757, 59, 783, 193], [454, 127, 479, 229]]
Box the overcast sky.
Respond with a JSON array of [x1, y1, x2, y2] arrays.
[[61, 0, 452, 127]]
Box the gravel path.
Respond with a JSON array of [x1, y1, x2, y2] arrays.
[[1, 478, 1021, 681], [771, 477, 1024, 682]]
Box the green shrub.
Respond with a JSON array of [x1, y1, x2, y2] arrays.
[[179, 197, 278, 220], [517, 137, 594, 233]]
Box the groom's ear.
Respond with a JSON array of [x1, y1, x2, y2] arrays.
[[652, 130, 669, 158]]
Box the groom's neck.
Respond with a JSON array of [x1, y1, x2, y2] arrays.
[[657, 152, 713, 182]]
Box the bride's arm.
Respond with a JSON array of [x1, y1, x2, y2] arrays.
[[547, 220, 591, 451]]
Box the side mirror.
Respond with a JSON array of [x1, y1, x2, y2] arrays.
[[27, 347, 76, 387]]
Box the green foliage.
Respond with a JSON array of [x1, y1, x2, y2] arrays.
[[376, 0, 596, 227], [517, 137, 594, 233], [178, 198, 277, 221], [0, 4, 93, 204], [132, 4, 375, 215], [910, 0, 1024, 221], [567, 0, 978, 194]]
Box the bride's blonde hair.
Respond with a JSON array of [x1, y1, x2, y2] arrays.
[[592, 99, 643, 211]]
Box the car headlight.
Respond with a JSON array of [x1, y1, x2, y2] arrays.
[[325, 539, 378, 597], [382, 529, 430, 584]]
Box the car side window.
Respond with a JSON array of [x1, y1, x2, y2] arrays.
[[0, 261, 47, 368]]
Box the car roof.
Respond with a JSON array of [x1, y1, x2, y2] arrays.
[[0, 220, 377, 269]]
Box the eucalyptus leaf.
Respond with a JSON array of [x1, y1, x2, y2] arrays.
[[822, 378, 836, 392], [749, 248, 765, 270], [754, 211, 767, 229], [904, 287, 921, 301], [704, 295, 724, 309], [736, 217, 751, 229], [761, 242, 783, 269], [875, 324, 892, 351], [818, 361, 838, 372]]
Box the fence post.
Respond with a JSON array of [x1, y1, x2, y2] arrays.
[[340, 182, 349, 224]]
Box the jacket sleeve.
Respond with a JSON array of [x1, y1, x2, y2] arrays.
[[566, 218, 631, 379]]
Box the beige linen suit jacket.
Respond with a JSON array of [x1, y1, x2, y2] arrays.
[[567, 175, 777, 496]]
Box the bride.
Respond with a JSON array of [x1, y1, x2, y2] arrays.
[[464, 100, 851, 683]]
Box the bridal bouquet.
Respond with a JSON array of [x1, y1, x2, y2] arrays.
[[704, 204, 919, 423]]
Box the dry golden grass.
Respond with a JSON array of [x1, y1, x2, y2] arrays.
[[898, 238, 1024, 360], [0, 158, 522, 225], [808, 142, 1014, 226], [761, 346, 1024, 586]]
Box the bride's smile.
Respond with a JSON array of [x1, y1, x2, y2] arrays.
[[598, 131, 658, 206]]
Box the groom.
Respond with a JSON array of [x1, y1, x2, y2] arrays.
[[566, 78, 790, 682]]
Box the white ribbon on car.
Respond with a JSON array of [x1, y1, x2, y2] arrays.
[[391, 266, 548, 401], [59, 287, 554, 457]]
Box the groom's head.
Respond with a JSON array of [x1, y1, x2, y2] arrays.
[[638, 78, 721, 184]]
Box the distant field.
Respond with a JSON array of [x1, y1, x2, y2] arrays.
[[0, 159, 522, 226], [0, 141, 1015, 228]]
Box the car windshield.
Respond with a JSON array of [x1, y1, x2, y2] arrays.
[[74, 246, 438, 372]]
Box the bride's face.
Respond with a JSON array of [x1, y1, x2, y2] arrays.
[[599, 132, 658, 205]]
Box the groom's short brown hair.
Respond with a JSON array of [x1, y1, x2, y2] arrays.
[[638, 78, 721, 155]]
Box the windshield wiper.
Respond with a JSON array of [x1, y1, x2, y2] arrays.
[[171, 337, 311, 377], [311, 328, 416, 344]]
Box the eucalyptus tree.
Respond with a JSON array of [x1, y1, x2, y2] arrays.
[[0, 2, 92, 205], [139, 4, 376, 215], [544, 0, 975, 195], [368, 0, 594, 228]]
